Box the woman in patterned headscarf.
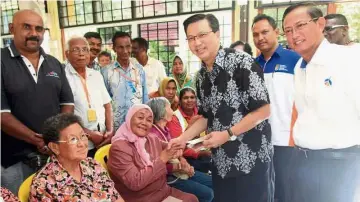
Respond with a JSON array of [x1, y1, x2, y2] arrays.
[[172, 55, 192, 93], [149, 77, 179, 111]]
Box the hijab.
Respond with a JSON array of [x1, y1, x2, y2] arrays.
[[172, 55, 191, 89], [112, 104, 154, 167], [158, 77, 178, 104]]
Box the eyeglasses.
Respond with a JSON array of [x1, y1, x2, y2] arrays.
[[69, 47, 90, 55], [186, 31, 213, 43], [57, 133, 88, 145], [283, 18, 318, 36], [323, 25, 347, 33]]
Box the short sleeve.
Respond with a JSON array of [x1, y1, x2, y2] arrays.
[[58, 60, 75, 106], [97, 72, 112, 105], [1, 65, 10, 113], [242, 62, 270, 112], [195, 70, 208, 118]]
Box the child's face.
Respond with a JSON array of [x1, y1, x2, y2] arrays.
[[98, 56, 111, 67]]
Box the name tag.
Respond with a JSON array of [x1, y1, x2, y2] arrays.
[[87, 109, 97, 122]]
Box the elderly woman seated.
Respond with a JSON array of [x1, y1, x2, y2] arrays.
[[147, 97, 214, 202], [107, 104, 198, 202], [167, 87, 211, 173], [30, 113, 124, 202]]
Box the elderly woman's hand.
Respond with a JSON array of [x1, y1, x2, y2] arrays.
[[160, 147, 181, 163]]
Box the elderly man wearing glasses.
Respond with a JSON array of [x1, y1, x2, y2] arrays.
[[30, 113, 124, 201], [64, 36, 114, 157]]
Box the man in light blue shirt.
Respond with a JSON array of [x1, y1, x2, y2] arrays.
[[102, 32, 148, 130]]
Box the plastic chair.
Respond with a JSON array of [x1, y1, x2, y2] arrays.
[[18, 173, 35, 202], [94, 144, 111, 170]]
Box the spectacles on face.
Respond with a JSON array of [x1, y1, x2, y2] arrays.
[[69, 47, 90, 55], [283, 18, 318, 36], [186, 31, 213, 43], [323, 25, 347, 33], [57, 133, 89, 145]]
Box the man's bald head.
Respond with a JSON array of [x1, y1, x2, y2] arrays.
[[10, 9, 45, 53]]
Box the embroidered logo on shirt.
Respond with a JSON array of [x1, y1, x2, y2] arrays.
[[46, 71, 59, 78], [275, 64, 288, 72], [324, 77, 332, 86]]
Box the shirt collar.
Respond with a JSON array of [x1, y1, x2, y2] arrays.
[[50, 155, 91, 189], [66, 62, 93, 77], [9, 41, 47, 59], [258, 44, 283, 62], [307, 39, 330, 66], [200, 46, 224, 69], [113, 60, 135, 72]]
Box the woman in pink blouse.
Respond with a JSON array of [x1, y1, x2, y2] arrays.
[[30, 113, 124, 202], [107, 104, 198, 202]]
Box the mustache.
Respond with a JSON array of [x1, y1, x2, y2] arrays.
[[90, 48, 100, 52], [26, 36, 40, 42]]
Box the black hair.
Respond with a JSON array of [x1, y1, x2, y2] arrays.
[[324, 14, 348, 26], [132, 37, 149, 51], [98, 51, 111, 59], [42, 113, 84, 145], [229, 40, 253, 56], [282, 2, 323, 30], [112, 31, 131, 45], [183, 14, 219, 35], [252, 14, 277, 30], [179, 87, 196, 101], [84, 32, 102, 41]]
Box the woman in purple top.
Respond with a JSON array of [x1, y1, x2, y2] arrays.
[[147, 97, 214, 202]]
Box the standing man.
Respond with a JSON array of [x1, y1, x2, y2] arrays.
[[1, 10, 74, 193], [252, 14, 300, 202], [283, 2, 360, 202], [64, 36, 113, 157], [324, 14, 356, 46], [102, 32, 148, 131], [131, 37, 167, 93], [169, 14, 273, 202], [84, 32, 102, 71]]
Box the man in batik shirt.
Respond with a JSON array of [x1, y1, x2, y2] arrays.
[[169, 14, 273, 202]]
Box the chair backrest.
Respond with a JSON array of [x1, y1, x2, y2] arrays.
[[18, 173, 35, 202], [94, 144, 111, 170]]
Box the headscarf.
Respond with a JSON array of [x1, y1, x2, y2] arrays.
[[112, 104, 154, 167], [158, 77, 178, 104], [172, 55, 191, 89]]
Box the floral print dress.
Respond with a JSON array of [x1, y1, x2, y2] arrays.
[[30, 156, 120, 202]]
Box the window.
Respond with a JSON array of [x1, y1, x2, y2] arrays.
[[98, 25, 131, 48], [1, 0, 19, 35], [2, 38, 12, 47], [134, 0, 178, 18], [58, 0, 94, 27], [93, 0, 132, 22], [180, 0, 232, 13], [263, 4, 327, 45], [139, 21, 179, 75]]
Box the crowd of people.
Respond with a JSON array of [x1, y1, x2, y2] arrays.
[[1, 2, 360, 202]]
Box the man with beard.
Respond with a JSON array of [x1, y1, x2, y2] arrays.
[[84, 32, 102, 71], [1, 10, 74, 193]]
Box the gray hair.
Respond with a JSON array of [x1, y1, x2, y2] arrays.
[[146, 97, 170, 123], [65, 36, 90, 51]]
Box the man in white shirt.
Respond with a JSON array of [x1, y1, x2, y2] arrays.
[[64, 36, 113, 157], [131, 37, 167, 93], [282, 2, 360, 202]]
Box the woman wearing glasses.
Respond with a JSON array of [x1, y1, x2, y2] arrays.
[[29, 113, 124, 202]]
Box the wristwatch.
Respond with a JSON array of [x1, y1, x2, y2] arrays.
[[227, 128, 236, 141]]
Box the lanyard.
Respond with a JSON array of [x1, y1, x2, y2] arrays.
[[79, 75, 91, 108], [116, 65, 139, 86]]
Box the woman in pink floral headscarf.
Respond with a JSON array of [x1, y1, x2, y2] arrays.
[[108, 104, 198, 202]]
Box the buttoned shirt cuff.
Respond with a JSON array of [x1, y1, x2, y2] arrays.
[[1, 109, 11, 113]]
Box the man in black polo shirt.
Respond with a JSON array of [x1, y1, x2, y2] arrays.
[[1, 9, 74, 193]]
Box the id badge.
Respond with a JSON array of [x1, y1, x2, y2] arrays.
[[87, 109, 97, 122]]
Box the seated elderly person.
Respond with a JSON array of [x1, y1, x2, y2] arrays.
[[30, 113, 124, 202], [147, 97, 213, 202], [107, 104, 198, 202], [167, 87, 211, 173]]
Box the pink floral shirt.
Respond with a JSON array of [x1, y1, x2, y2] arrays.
[[30, 156, 120, 202]]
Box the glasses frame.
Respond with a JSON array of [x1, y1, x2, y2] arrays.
[[57, 133, 89, 145], [323, 25, 347, 33], [283, 18, 319, 36], [69, 47, 90, 55], [186, 31, 214, 43]]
